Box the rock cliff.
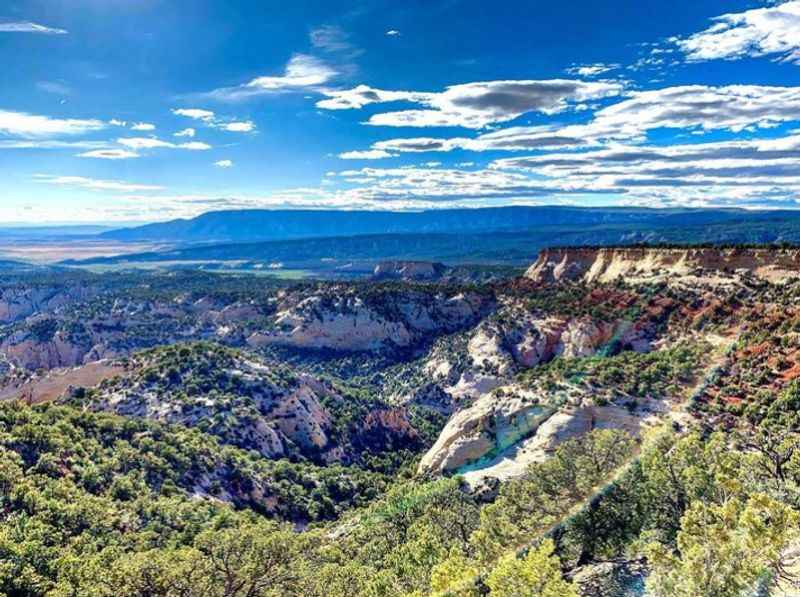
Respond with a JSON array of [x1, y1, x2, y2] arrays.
[[526, 246, 800, 285]]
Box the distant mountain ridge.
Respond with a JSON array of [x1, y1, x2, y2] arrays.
[[71, 211, 800, 270], [100, 206, 799, 244]]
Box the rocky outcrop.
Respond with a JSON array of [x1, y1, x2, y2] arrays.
[[466, 311, 647, 375], [372, 261, 448, 281], [418, 392, 555, 475], [526, 246, 800, 285], [419, 383, 668, 484], [248, 291, 492, 352], [0, 285, 95, 324]]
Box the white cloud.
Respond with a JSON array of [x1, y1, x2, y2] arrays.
[[180, 141, 212, 150], [117, 137, 211, 151], [109, 119, 127, 127], [247, 54, 337, 90], [386, 30, 401, 36], [220, 121, 255, 132], [0, 139, 109, 150], [318, 79, 624, 129], [131, 122, 156, 131], [173, 108, 255, 132], [317, 84, 429, 110], [0, 21, 66, 34], [214, 160, 233, 168], [565, 63, 620, 77], [489, 132, 800, 207], [361, 84, 800, 155], [172, 108, 215, 121], [205, 54, 338, 101], [674, 1, 800, 64], [0, 109, 105, 137], [36, 175, 163, 192], [78, 149, 140, 160], [339, 149, 396, 160], [585, 85, 800, 136]]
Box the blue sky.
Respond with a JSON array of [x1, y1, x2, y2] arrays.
[[2, 0, 800, 223]]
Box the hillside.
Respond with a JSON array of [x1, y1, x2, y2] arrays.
[[4, 247, 800, 595]]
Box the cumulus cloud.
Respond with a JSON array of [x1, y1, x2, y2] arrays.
[[352, 84, 800, 156], [338, 149, 396, 159], [0, 109, 105, 137], [172, 108, 215, 121], [204, 54, 338, 101], [172, 108, 255, 133], [219, 121, 255, 132], [36, 175, 163, 192], [318, 79, 624, 129], [131, 122, 156, 131], [0, 21, 66, 34], [317, 84, 429, 110], [214, 160, 233, 168], [78, 149, 140, 160], [673, 1, 800, 64]]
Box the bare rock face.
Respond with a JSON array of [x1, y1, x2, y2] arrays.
[[419, 383, 668, 484], [248, 291, 492, 352], [1, 329, 90, 370], [0, 285, 95, 324], [466, 310, 644, 375], [372, 261, 448, 281], [526, 246, 800, 285], [418, 391, 555, 475]]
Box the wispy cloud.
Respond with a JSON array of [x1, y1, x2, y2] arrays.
[[131, 122, 156, 131], [202, 54, 338, 101], [78, 149, 140, 160], [36, 175, 163, 192], [310, 24, 362, 56], [174, 128, 196, 137], [117, 136, 211, 151], [36, 81, 72, 95], [0, 139, 109, 150], [565, 63, 620, 77], [214, 159, 233, 168], [338, 149, 396, 160], [0, 21, 67, 34]]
